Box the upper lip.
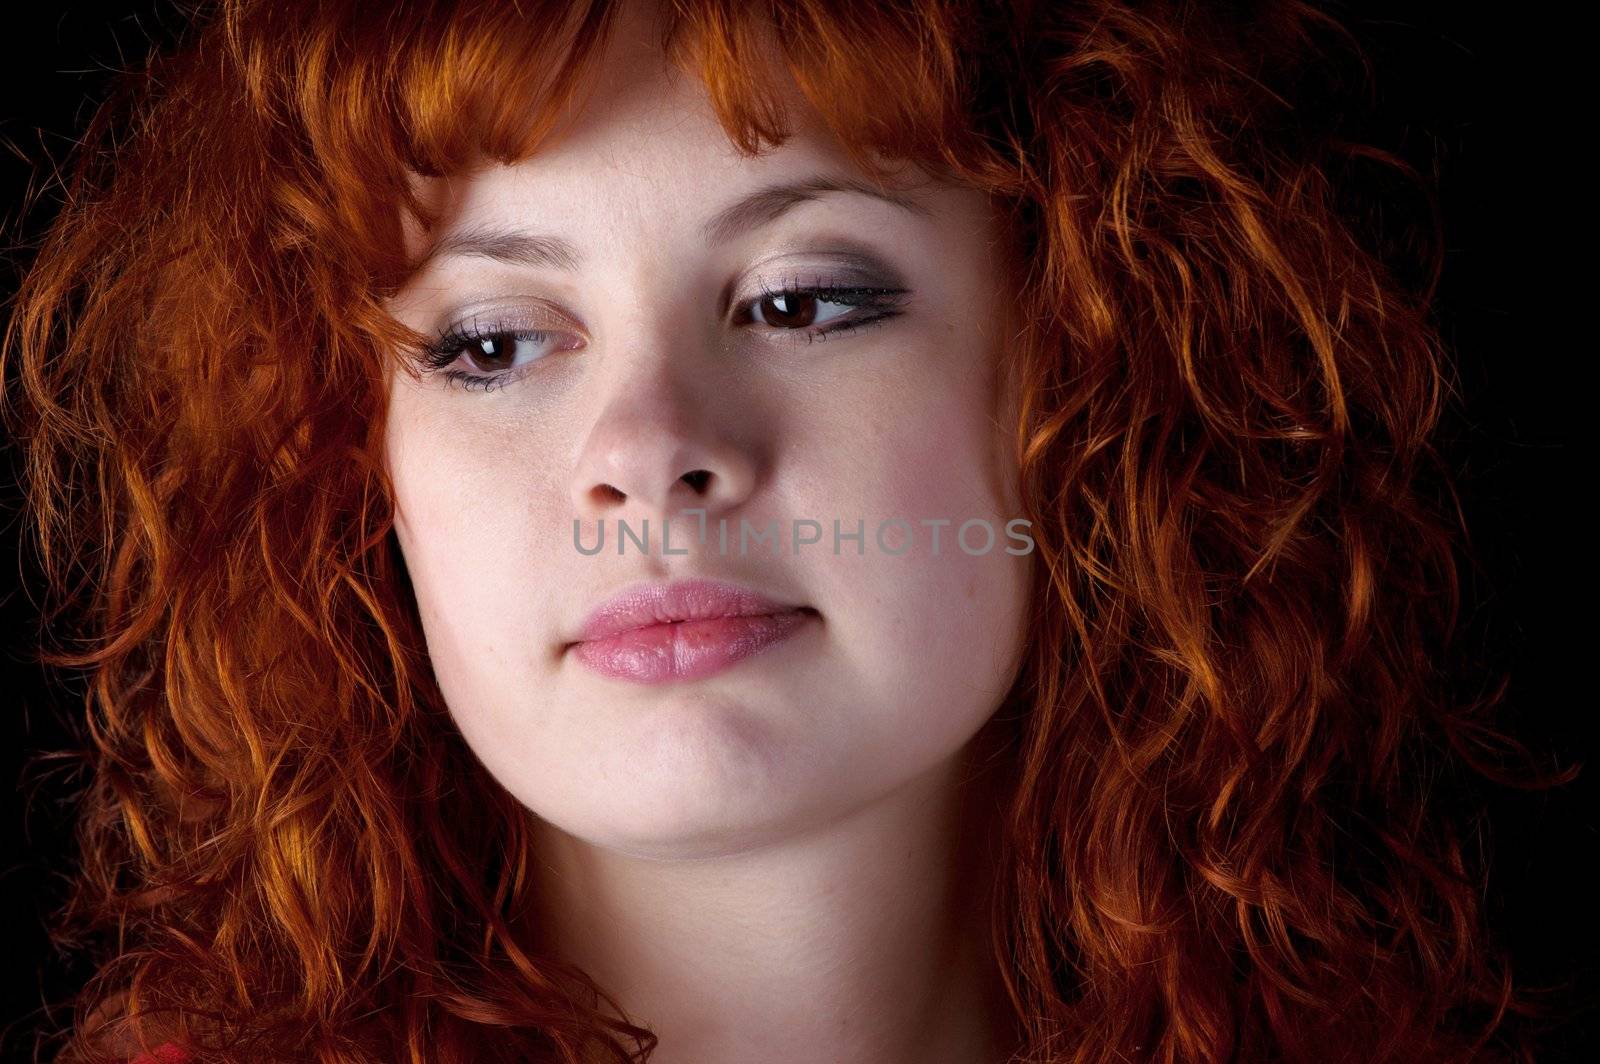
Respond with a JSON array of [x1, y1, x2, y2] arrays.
[[567, 578, 811, 646]]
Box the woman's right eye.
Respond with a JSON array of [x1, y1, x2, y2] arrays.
[[420, 326, 579, 391], [442, 330, 556, 371]]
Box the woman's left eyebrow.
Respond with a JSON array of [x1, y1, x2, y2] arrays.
[[699, 174, 931, 245], [420, 173, 929, 273]]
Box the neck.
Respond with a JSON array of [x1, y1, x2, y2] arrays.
[[521, 723, 1020, 1064]]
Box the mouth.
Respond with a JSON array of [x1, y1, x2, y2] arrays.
[[563, 605, 819, 647], [565, 579, 819, 684], [569, 577, 812, 643]]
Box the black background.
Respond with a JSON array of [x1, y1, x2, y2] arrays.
[[0, 2, 1591, 1061]]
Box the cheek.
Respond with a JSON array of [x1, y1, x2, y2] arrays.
[[849, 347, 1018, 563], [390, 457, 489, 685], [802, 354, 1031, 729], [386, 412, 556, 712]]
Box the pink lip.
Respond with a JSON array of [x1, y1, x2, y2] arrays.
[[566, 578, 817, 685]]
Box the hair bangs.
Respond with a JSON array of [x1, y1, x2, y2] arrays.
[[254, 0, 1003, 375]]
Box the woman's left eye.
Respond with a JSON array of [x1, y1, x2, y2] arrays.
[[737, 284, 909, 338]]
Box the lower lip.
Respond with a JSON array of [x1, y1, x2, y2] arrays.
[[570, 609, 815, 684]]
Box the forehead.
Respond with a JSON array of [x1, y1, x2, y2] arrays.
[[402, 0, 935, 256]]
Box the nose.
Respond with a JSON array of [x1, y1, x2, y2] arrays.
[[569, 345, 758, 533]]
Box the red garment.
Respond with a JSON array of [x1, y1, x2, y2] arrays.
[[128, 1043, 191, 1064]]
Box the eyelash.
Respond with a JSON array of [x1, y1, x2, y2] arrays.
[[417, 281, 911, 393]]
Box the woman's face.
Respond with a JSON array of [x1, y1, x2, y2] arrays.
[[383, 13, 1032, 860]]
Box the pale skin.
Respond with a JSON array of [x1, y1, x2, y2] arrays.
[[382, 2, 1034, 1061]]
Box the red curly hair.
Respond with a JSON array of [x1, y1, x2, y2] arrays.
[[2, 0, 1571, 1061]]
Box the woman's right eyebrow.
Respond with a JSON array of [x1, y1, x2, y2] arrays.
[[424, 225, 584, 272], [421, 174, 929, 273]]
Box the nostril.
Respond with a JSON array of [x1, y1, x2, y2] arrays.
[[681, 469, 712, 492]]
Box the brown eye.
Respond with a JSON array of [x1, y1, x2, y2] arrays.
[[746, 290, 856, 329], [758, 292, 816, 327], [461, 332, 524, 371]]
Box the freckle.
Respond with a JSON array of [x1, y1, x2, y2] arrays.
[[965, 577, 976, 601]]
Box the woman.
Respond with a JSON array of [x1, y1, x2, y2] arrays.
[[3, 0, 1561, 1061]]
